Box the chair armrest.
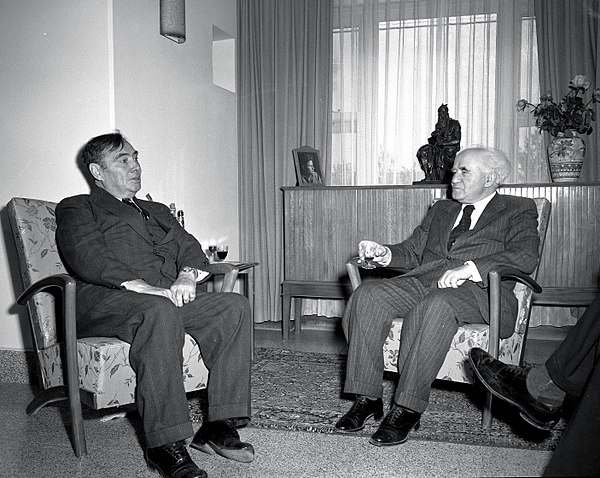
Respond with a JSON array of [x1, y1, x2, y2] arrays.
[[487, 267, 542, 358], [345, 259, 363, 291], [17, 273, 77, 305], [490, 266, 542, 293]]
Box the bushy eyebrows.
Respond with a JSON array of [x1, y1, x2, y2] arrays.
[[113, 150, 138, 161], [451, 165, 469, 173]]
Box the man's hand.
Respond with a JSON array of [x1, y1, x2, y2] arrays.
[[121, 279, 177, 305], [170, 269, 197, 307], [358, 240, 390, 267], [437, 264, 473, 289]]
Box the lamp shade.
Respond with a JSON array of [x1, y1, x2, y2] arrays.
[[160, 0, 186, 44]]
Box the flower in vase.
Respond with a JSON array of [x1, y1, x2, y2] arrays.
[[516, 75, 600, 137]]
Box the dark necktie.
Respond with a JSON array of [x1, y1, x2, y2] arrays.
[[447, 204, 474, 250], [123, 198, 149, 221]]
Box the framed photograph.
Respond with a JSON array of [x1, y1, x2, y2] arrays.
[[292, 146, 324, 186]]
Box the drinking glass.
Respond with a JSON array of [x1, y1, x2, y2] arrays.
[[216, 245, 229, 261], [208, 245, 217, 262], [361, 252, 376, 269], [361, 243, 377, 269]]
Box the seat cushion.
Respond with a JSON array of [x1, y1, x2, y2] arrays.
[[39, 333, 208, 409], [383, 319, 524, 383]]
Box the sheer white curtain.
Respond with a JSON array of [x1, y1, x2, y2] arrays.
[[330, 0, 546, 186], [304, 0, 545, 320]]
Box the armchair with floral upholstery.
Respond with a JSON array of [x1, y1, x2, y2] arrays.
[[345, 197, 551, 428], [7, 197, 244, 457]]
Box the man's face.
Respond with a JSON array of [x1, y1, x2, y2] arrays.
[[90, 140, 142, 199], [450, 152, 493, 204], [306, 160, 315, 173]]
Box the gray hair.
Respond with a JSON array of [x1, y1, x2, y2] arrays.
[[457, 147, 511, 185]]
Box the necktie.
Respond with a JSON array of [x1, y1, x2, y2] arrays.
[[447, 204, 474, 250], [123, 198, 149, 221]]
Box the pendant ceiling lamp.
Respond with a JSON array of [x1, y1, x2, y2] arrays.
[[160, 0, 186, 44]]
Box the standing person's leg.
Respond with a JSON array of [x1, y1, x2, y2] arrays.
[[543, 351, 600, 477], [545, 294, 600, 396]]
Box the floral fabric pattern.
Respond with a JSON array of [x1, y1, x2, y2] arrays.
[[8, 197, 208, 409]]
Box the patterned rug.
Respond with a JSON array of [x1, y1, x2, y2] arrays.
[[188, 348, 566, 451]]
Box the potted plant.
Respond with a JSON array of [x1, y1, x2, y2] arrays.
[[516, 75, 600, 182]]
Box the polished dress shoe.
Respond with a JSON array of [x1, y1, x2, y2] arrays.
[[335, 396, 384, 433], [146, 441, 207, 478], [369, 405, 421, 446], [468, 347, 562, 430], [190, 419, 255, 463]]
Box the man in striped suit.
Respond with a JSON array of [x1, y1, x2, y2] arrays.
[[335, 147, 540, 447]]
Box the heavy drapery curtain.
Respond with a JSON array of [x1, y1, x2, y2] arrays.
[[304, 0, 546, 321], [329, 0, 546, 186], [238, 0, 333, 323], [535, 0, 600, 181]]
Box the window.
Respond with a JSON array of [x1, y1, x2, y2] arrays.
[[331, 0, 544, 185]]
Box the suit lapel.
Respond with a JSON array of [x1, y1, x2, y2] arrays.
[[90, 187, 154, 244], [470, 193, 506, 233]]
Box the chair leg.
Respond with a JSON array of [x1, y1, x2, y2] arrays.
[[294, 298, 302, 334], [282, 293, 291, 340], [69, 387, 87, 457], [482, 390, 493, 428], [26, 386, 69, 415], [26, 385, 87, 456]]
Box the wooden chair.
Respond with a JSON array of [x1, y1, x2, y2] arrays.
[[7, 197, 246, 457], [345, 197, 551, 428]]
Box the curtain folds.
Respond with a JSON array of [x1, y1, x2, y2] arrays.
[[238, 0, 333, 322], [534, 0, 600, 181], [331, 0, 546, 186]]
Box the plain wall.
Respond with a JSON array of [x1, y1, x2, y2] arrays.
[[0, 0, 238, 351]]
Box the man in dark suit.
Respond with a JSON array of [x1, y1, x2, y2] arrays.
[[335, 147, 540, 447], [468, 293, 600, 476], [56, 132, 254, 478]]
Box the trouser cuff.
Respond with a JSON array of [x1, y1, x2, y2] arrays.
[[343, 379, 383, 399], [208, 401, 251, 422], [145, 421, 194, 449]]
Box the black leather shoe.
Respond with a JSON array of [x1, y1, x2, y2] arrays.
[[190, 419, 255, 463], [335, 396, 384, 433], [146, 441, 207, 478], [369, 405, 421, 446], [468, 347, 562, 430]]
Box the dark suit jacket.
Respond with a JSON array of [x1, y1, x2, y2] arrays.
[[56, 186, 209, 318], [386, 193, 539, 338]]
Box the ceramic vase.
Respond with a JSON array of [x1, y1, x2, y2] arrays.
[[547, 132, 585, 182]]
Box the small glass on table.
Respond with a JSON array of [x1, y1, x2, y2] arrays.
[[208, 245, 217, 262], [216, 245, 229, 261]]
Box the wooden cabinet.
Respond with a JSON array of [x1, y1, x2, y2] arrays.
[[282, 183, 600, 338]]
